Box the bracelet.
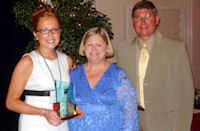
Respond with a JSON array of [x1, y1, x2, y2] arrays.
[[38, 108, 45, 116], [41, 108, 45, 116], [37, 108, 42, 116]]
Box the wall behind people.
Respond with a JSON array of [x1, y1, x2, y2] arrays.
[[192, 0, 200, 89], [95, 0, 200, 89]]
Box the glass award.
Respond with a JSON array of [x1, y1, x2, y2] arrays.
[[53, 80, 78, 120]]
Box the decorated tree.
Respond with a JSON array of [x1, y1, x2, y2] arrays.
[[13, 0, 113, 65]]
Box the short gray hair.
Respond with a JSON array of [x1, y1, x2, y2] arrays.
[[132, 0, 158, 17]]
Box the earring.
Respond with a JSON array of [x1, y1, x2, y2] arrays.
[[34, 40, 39, 49], [34, 37, 38, 41], [106, 49, 109, 54]]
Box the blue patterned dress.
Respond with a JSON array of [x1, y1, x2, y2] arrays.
[[68, 64, 138, 131]]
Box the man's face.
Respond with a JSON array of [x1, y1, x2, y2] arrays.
[[133, 8, 159, 41]]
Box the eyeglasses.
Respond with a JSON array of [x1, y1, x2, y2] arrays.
[[35, 28, 61, 34], [133, 14, 153, 21]]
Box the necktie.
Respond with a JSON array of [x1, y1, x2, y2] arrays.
[[139, 43, 149, 109]]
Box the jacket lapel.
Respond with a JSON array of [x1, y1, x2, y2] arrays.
[[145, 31, 164, 82], [130, 38, 137, 85]]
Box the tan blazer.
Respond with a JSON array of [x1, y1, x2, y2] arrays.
[[117, 31, 194, 131]]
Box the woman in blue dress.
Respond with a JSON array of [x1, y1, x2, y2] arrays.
[[68, 27, 138, 131]]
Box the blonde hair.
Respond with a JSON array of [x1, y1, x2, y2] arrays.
[[79, 27, 114, 58]]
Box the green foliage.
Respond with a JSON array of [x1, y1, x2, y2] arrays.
[[13, 0, 114, 65]]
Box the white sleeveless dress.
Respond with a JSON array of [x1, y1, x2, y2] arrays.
[[19, 50, 69, 131]]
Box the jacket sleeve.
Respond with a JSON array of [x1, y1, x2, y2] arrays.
[[173, 43, 194, 131]]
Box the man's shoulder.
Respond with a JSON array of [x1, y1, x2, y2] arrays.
[[121, 38, 136, 45], [163, 36, 182, 44], [118, 37, 136, 50], [156, 31, 184, 47], [163, 37, 185, 49]]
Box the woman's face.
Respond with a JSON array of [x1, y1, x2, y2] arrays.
[[33, 16, 61, 50], [84, 34, 108, 64]]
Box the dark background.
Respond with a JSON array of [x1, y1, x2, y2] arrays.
[[1, 1, 32, 130]]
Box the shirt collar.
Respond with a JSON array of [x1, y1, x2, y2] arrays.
[[137, 34, 155, 51]]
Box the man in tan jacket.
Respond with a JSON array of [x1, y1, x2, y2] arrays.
[[117, 0, 194, 131]]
